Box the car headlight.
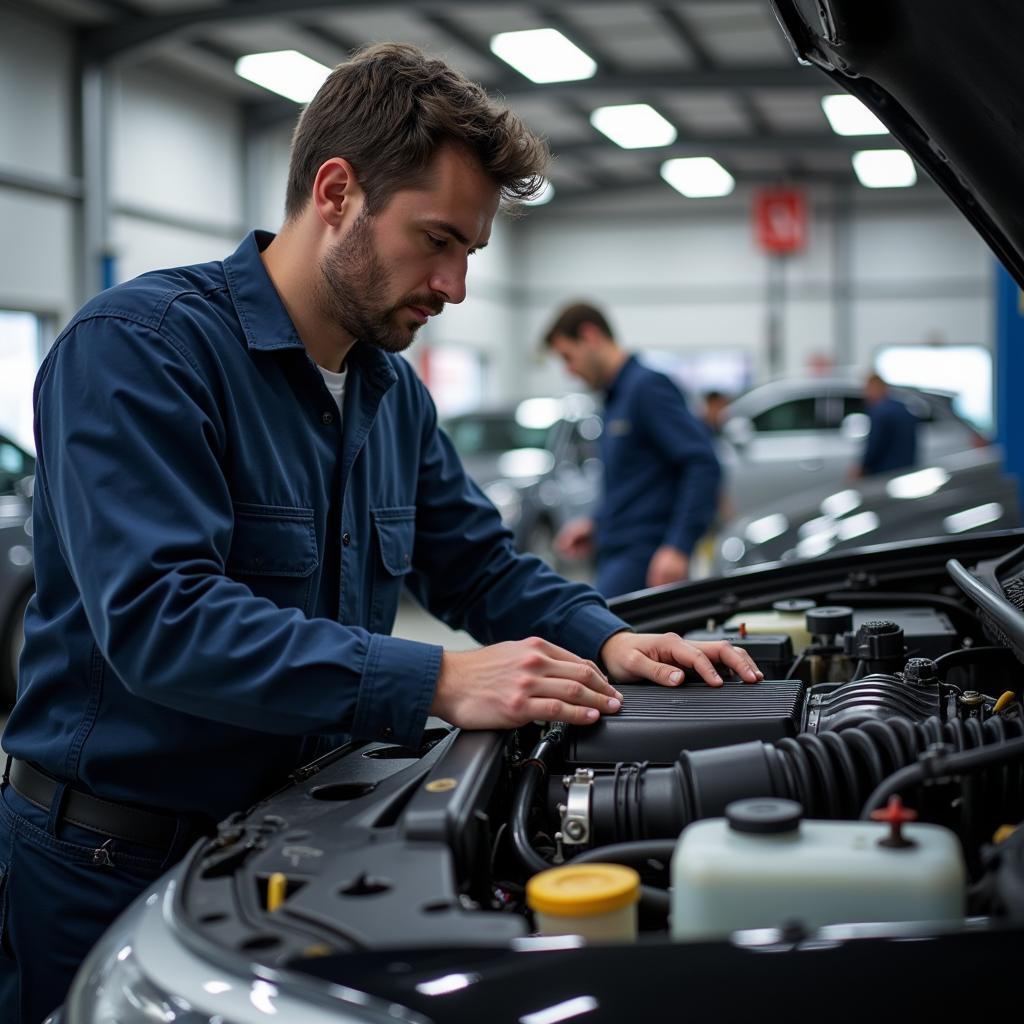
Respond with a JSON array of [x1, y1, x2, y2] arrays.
[[483, 480, 523, 528], [63, 887, 221, 1024]]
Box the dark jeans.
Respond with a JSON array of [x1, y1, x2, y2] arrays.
[[0, 784, 195, 1024]]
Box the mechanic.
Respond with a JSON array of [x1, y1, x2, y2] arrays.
[[545, 302, 722, 597], [700, 390, 732, 437], [854, 372, 919, 477], [0, 44, 761, 1023]]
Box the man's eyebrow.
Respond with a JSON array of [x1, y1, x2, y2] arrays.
[[428, 220, 488, 250]]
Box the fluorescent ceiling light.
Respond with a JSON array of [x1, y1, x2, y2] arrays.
[[819, 489, 861, 518], [523, 178, 556, 206], [489, 28, 596, 84], [745, 513, 789, 546], [590, 104, 677, 149], [836, 510, 880, 541], [852, 149, 917, 188], [821, 94, 888, 136], [235, 50, 330, 103], [660, 157, 735, 198], [944, 502, 1004, 534]]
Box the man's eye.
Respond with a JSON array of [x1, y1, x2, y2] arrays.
[[427, 234, 447, 249]]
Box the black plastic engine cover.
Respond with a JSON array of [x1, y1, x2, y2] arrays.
[[566, 679, 806, 766]]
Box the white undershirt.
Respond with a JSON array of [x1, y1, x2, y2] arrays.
[[317, 363, 348, 423]]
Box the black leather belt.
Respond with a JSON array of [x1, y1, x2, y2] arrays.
[[7, 758, 179, 849]]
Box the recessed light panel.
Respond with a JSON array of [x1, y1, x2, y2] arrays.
[[235, 50, 331, 103], [821, 94, 888, 136], [660, 157, 735, 198], [589, 104, 677, 149], [489, 28, 597, 84], [852, 149, 917, 188]]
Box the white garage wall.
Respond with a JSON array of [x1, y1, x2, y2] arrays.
[[517, 189, 992, 400], [0, 7, 77, 324], [109, 65, 246, 282], [0, 4, 996, 412]]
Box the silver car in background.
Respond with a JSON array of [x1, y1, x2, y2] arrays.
[[714, 445, 1019, 571], [718, 375, 988, 520], [442, 395, 603, 565], [0, 433, 34, 706]]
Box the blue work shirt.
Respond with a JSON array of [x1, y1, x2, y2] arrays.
[[3, 232, 627, 821], [862, 395, 918, 475], [596, 357, 721, 556]]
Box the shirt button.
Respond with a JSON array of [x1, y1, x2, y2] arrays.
[[382, 726, 393, 738], [342, 532, 351, 546], [321, 411, 334, 425]]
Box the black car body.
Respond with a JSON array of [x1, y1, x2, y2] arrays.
[[714, 445, 1020, 571], [56, 3, 1024, 1022]]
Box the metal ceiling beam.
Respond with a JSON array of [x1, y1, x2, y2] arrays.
[[554, 132, 899, 157], [81, 0, 805, 66], [81, 0, 761, 59]]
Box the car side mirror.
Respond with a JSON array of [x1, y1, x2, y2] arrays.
[[840, 412, 870, 440], [723, 416, 754, 447]]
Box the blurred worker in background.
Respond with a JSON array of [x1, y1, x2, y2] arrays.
[[854, 372, 919, 478], [544, 302, 721, 597], [700, 390, 732, 437]]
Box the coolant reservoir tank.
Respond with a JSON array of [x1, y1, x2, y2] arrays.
[[671, 798, 964, 941], [724, 599, 815, 652]]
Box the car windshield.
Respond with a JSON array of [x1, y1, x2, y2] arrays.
[[444, 413, 551, 455]]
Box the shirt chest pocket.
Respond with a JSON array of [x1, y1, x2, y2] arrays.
[[227, 503, 319, 616], [369, 506, 415, 633]]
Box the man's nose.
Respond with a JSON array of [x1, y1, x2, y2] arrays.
[[429, 259, 468, 305]]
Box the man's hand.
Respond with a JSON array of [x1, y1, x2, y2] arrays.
[[431, 637, 624, 729], [600, 631, 763, 689], [554, 517, 595, 560], [646, 545, 689, 588]]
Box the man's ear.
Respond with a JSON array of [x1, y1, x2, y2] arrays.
[[311, 158, 364, 229]]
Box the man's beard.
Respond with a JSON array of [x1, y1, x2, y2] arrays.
[[316, 211, 444, 354]]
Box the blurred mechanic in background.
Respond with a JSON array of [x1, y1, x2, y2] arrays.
[[545, 302, 721, 597], [700, 390, 732, 437], [854, 372, 919, 478]]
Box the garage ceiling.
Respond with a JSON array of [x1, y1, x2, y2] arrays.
[[20, 0, 919, 203]]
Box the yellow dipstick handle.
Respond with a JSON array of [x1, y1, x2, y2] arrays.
[[267, 872, 288, 912], [993, 691, 1017, 714]]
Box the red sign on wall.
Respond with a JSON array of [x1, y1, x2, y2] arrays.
[[753, 187, 808, 254]]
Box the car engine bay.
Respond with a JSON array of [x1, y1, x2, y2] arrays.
[[169, 533, 1024, 992]]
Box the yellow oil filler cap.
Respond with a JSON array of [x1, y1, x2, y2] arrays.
[[527, 864, 640, 942]]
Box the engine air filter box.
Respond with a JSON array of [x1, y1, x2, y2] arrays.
[[683, 631, 793, 681], [566, 678, 806, 766]]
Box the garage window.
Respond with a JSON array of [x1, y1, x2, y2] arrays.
[[0, 309, 49, 453]]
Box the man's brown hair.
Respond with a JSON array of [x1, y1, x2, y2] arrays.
[[285, 42, 550, 219], [543, 302, 616, 346]]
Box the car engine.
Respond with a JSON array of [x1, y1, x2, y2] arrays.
[[176, 534, 1024, 967]]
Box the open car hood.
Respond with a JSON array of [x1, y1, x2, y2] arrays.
[[771, 0, 1024, 287]]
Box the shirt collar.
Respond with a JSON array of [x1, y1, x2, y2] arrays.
[[604, 353, 637, 402], [223, 231, 306, 353], [223, 230, 397, 389]]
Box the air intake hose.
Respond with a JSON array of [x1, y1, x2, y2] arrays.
[[585, 714, 1024, 844]]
